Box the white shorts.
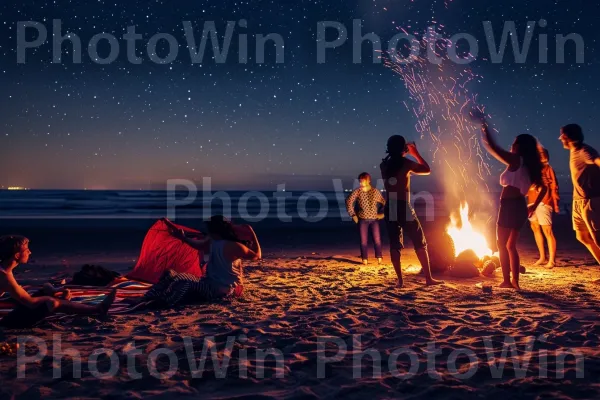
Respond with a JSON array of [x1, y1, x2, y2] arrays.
[[528, 203, 553, 226]]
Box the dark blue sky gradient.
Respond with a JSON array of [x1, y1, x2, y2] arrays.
[[0, 0, 598, 190]]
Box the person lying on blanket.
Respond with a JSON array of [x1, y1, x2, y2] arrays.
[[142, 215, 262, 307], [0, 235, 117, 329]]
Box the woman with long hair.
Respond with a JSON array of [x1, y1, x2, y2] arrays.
[[380, 135, 444, 288], [472, 110, 546, 290], [527, 148, 560, 268], [142, 215, 261, 306]]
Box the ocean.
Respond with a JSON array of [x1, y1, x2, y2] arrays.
[[0, 190, 574, 221]]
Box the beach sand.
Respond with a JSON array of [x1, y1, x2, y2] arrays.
[[1, 215, 600, 399]]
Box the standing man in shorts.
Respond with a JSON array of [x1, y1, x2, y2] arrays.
[[560, 124, 600, 265], [528, 148, 560, 267], [380, 135, 443, 288]]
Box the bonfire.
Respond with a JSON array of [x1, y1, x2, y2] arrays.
[[432, 203, 500, 278], [447, 203, 493, 260]]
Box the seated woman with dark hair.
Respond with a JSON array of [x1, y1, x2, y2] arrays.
[[142, 216, 262, 307]]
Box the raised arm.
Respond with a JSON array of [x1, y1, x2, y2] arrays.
[[239, 225, 262, 257], [469, 108, 520, 167], [169, 227, 210, 250], [479, 122, 520, 167], [226, 228, 262, 262], [406, 143, 431, 175], [162, 217, 177, 230]]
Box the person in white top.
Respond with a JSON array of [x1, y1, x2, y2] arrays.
[[141, 216, 261, 307], [527, 148, 560, 268], [472, 109, 546, 290]]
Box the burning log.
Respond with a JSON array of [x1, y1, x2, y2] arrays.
[[455, 249, 479, 266], [427, 231, 455, 273], [449, 249, 481, 278], [482, 260, 498, 277]]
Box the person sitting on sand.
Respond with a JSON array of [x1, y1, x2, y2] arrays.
[[380, 135, 443, 288], [345, 172, 386, 265], [559, 124, 600, 265], [0, 235, 117, 329], [527, 148, 560, 268], [472, 110, 546, 290], [142, 215, 261, 307]]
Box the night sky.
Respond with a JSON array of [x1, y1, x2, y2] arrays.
[[0, 0, 597, 190]]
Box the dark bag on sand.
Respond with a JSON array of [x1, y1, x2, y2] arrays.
[[71, 264, 121, 286]]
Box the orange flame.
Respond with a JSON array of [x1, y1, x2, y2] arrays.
[[446, 203, 493, 259]]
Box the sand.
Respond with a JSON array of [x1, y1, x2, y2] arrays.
[[1, 217, 600, 399]]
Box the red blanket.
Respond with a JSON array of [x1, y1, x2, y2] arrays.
[[126, 220, 209, 284]]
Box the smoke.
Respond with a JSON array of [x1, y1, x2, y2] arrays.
[[384, 23, 496, 228]]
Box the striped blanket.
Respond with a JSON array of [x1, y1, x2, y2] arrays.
[[0, 279, 153, 318]]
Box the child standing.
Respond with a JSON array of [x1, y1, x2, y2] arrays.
[[346, 173, 386, 265]]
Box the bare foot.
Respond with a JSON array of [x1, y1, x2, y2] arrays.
[[499, 281, 514, 288], [511, 279, 521, 290], [533, 258, 546, 266], [545, 261, 556, 268], [362, 259, 368, 266], [98, 289, 117, 315], [396, 280, 404, 288], [377, 258, 383, 265], [426, 278, 444, 286]]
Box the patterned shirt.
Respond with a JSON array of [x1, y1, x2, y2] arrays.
[[346, 187, 386, 220]]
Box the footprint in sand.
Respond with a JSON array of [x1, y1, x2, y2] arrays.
[[571, 284, 586, 293]]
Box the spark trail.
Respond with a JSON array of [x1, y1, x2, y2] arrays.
[[383, 22, 494, 209]]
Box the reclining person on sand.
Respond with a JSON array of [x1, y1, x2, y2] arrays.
[[141, 215, 261, 307], [0, 235, 117, 329]]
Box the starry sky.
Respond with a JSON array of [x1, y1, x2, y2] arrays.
[[0, 0, 597, 190]]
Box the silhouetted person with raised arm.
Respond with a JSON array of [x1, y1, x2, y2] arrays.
[[380, 135, 444, 288], [472, 110, 546, 290]]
